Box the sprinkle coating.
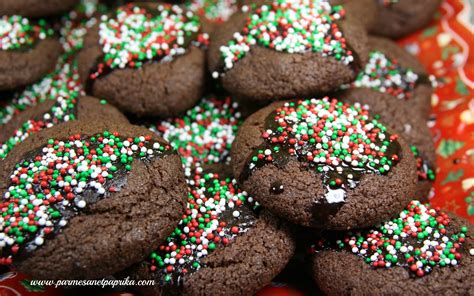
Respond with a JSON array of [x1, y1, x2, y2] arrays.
[[311, 200, 472, 277], [0, 132, 170, 265], [90, 4, 209, 80], [151, 96, 241, 171], [148, 172, 256, 284], [215, 0, 352, 77], [0, 16, 53, 51], [0, 56, 83, 160]]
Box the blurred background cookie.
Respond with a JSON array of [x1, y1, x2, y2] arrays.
[[369, 0, 443, 39], [342, 36, 433, 120], [0, 16, 61, 91]]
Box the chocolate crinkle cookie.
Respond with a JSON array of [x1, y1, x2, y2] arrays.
[[231, 97, 418, 229], [369, 0, 443, 39], [207, 0, 370, 103], [0, 16, 62, 91], [128, 172, 295, 296], [311, 200, 474, 295], [0, 121, 188, 280], [78, 2, 209, 118]]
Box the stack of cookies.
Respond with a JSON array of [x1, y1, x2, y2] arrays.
[[0, 0, 472, 295]]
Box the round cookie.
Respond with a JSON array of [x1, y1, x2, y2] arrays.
[[0, 0, 79, 18], [345, 36, 433, 120], [0, 55, 128, 160], [337, 88, 436, 201], [369, 0, 443, 39], [128, 172, 295, 296], [0, 121, 188, 279], [231, 97, 418, 229], [0, 16, 62, 91], [207, 0, 370, 103], [77, 2, 209, 118], [311, 200, 474, 295], [150, 95, 242, 173]]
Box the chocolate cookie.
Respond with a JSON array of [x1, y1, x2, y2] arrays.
[[207, 0, 370, 103], [0, 0, 79, 18], [344, 36, 433, 120], [311, 200, 474, 295], [150, 95, 242, 173], [129, 172, 295, 295], [0, 121, 188, 280], [0, 16, 62, 91], [340, 0, 378, 31], [0, 55, 128, 160], [231, 97, 418, 229], [337, 88, 436, 201], [77, 3, 209, 117], [369, 0, 443, 39]]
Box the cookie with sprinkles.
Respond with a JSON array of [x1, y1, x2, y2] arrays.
[[0, 95, 129, 161], [0, 52, 129, 160], [77, 2, 210, 117], [150, 95, 242, 173], [0, 16, 62, 91], [310, 201, 474, 295], [369, 0, 442, 39], [129, 172, 295, 296], [207, 0, 369, 103], [0, 0, 79, 18], [0, 121, 187, 279], [0, 55, 82, 130], [338, 87, 436, 201], [343, 36, 433, 120], [231, 97, 418, 229]]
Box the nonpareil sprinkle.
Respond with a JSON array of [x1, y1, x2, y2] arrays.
[[0, 16, 53, 51], [151, 96, 242, 172], [90, 3, 209, 80]]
